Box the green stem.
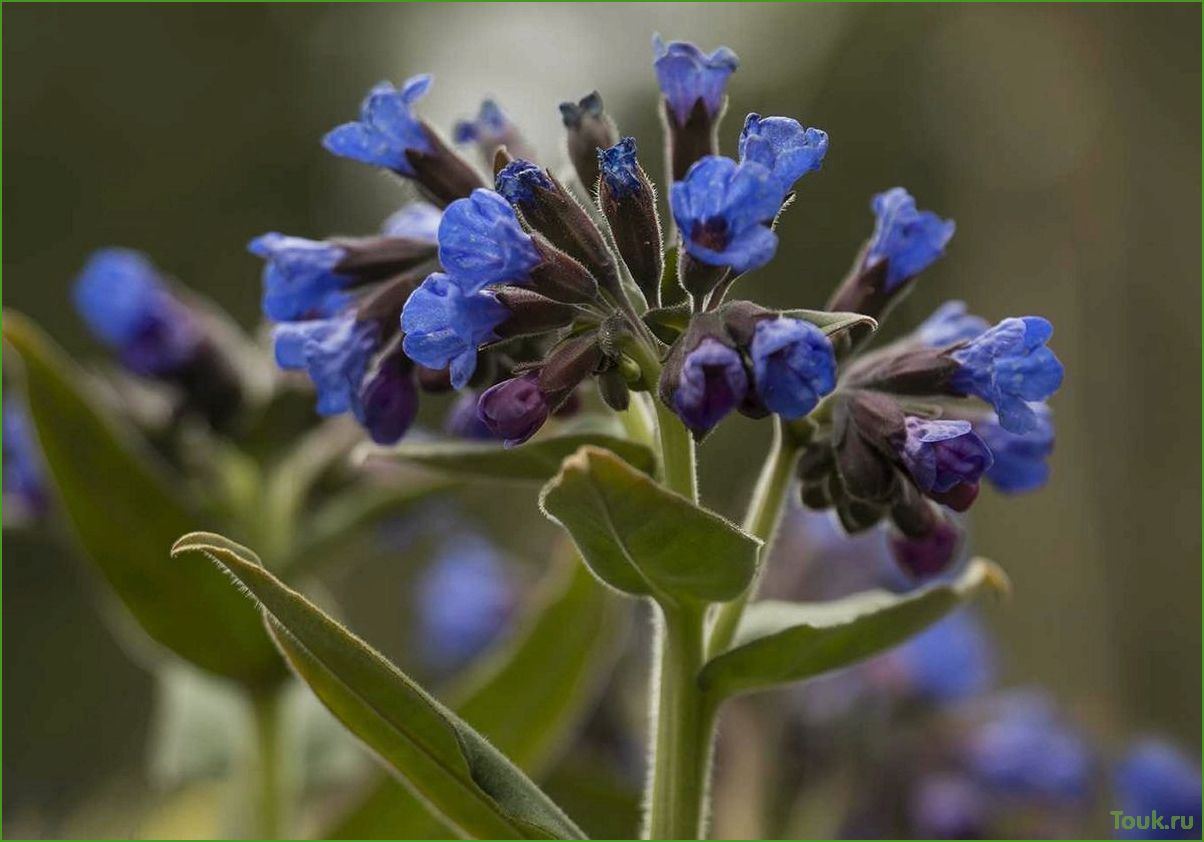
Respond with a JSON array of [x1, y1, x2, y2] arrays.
[[646, 603, 717, 840], [622, 335, 698, 502], [707, 418, 802, 658], [249, 688, 284, 839]]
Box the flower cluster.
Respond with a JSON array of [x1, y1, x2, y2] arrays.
[[253, 34, 1063, 575], [72, 248, 243, 429]]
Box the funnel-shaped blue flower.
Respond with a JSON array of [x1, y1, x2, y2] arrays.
[[738, 113, 828, 193], [749, 318, 836, 419], [438, 189, 541, 293], [671, 156, 782, 273], [653, 35, 739, 124], [323, 75, 434, 176], [249, 233, 349, 321], [273, 315, 379, 416], [401, 273, 509, 389], [867, 187, 956, 290]]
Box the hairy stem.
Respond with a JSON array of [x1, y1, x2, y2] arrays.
[[249, 688, 284, 839], [707, 418, 801, 658], [646, 603, 716, 840]]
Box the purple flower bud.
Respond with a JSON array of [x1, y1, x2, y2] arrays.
[[477, 373, 550, 447], [672, 338, 749, 435], [889, 517, 961, 579], [900, 417, 993, 497], [352, 350, 418, 445]]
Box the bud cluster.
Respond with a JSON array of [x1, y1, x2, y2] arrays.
[[245, 32, 1065, 579]]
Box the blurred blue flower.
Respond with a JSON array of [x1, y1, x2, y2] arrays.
[[1114, 739, 1202, 840], [652, 34, 739, 124], [495, 158, 554, 208], [273, 315, 380, 415], [401, 273, 509, 389], [673, 338, 749, 435], [454, 99, 513, 150], [598, 137, 643, 198], [916, 301, 990, 347], [73, 248, 204, 376], [417, 534, 516, 667], [975, 405, 1055, 493], [670, 156, 782, 273], [322, 75, 434, 176], [749, 317, 836, 419], [885, 610, 997, 703], [910, 774, 988, 840], [3, 400, 46, 517], [438, 189, 541, 293], [949, 317, 1064, 434], [738, 114, 828, 193], [248, 233, 350, 321], [900, 417, 993, 495], [965, 690, 1093, 801], [382, 202, 442, 241], [444, 391, 500, 440], [866, 187, 956, 290]]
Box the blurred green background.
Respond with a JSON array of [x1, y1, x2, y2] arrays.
[[3, 2, 1200, 836]]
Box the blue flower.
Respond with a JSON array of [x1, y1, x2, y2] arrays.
[[73, 248, 203, 375], [887, 610, 996, 703], [1114, 740, 1202, 840], [749, 318, 836, 419], [322, 75, 434, 176], [916, 301, 990, 347], [437, 189, 541, 293], [382, 202, 442, 241], [652, 34, 739, 124], [453, 99, 511, 148], [3, 400, 46, 517], [599, 137, 643, 197], [673, 338, 749, 434], [352, 354, 418, 445], [738, 113, 829, 193], [965, 690, 1093, 801], [476, 373, 550, 446], [495, 159, 554, 208], [417, 534, 516, 667], [670, 156, 782, 273], [444, 391, 500, 440], [401, 273, 509, 389], [975, 405, 1055, 493], [900, 417, 993, 495], [248, 233, 350, 321], [273, 315, 379, 415], [866, 187, 956, 290], [949, 317, 1064, 434]]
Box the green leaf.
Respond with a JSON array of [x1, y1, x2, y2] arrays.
[[642, 303, 692, 345], [326, 549, 629, 839], [539, 446, 760, 604], [659, 246, 686, 307], [358, 433, 656, 483], [782, 308, 878, 343], [172, 532, 587, 841], [2, 311, 284, 686], [699, 558, 1009, 698]]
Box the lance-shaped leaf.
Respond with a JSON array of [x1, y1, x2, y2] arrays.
[[327, 550, 628, 839], [699, 558, 1009, 698], [781, 308, 878, 344], [171, 532, 586, 841], [539, 446, 760, 604], [2, 311, 284, 685], [357, 434, 656, 483]]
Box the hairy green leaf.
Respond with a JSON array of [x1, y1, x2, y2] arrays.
[[358, 434, 656, 483], [2, 311, 284, 686], [642, 303, 692, 344], [781, 308, 878, 343], [327, 549, 628, 839], [699, 558, 1009, 698], [540, 446, 760, 604], [172, 532, 586, 840]]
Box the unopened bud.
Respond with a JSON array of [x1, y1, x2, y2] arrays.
[[598, 138, 664, 305], [491, 286, 577, 339], [559, 92, 618, 194]]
